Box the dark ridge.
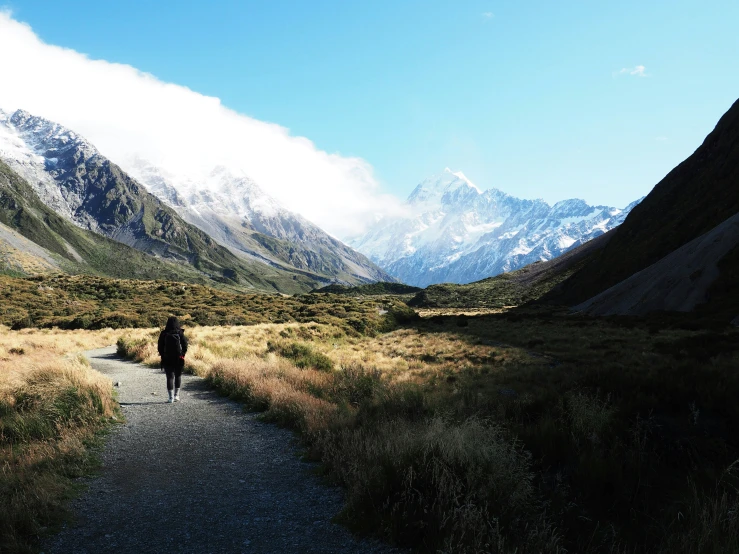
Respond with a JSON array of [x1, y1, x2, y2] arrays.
[[548, 98, 739, 306], [312, 281, 422, 296]]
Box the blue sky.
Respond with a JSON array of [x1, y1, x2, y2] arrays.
[[3, 0, 738, 210]]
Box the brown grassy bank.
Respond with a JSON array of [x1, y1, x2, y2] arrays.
[[0, 326, 149, 553], [118, 313, 739, 554]]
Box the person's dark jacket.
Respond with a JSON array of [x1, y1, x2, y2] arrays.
[[158, 328, 188, 368]]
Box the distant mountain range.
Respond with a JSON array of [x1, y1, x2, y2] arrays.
[[350, 169, 639, 287], [0, 108, 393, 292], [407, 97, 739, 323]]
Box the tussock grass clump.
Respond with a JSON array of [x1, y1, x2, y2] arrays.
[[267, 340, 334, 371], [658, 474, 739, 553], [319, 417, 561, 553], [0, 325, 140, 553], [207, 356, 337, 433]]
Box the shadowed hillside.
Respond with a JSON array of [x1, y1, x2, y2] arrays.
[[575, 212, 739, 318], [551, 98, 739, 307]]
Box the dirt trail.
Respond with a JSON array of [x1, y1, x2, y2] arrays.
[[43, 347, 396, 554]]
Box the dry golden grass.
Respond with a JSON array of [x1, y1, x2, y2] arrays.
[[117, 321, 558, 552], [0, 326, 138, 397], [121, 322, 543, 394], [415, 307, 513, 317], [117, 313, 739, 554], [0, 241, 57, 275], [0, 325, 151, 553]]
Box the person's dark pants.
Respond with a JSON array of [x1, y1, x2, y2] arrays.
[[164, 365, 183, 391]]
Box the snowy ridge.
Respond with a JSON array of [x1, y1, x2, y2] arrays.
[[0, 109, 394, 285], [122, 156, 394, 283], [0, 108, 101, 223], [350, 168, 640, 287]]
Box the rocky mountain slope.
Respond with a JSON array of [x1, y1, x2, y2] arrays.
[[350, 169, 638, 287], [546, 98, 739, 320], [0, 159, 214, 283], [550, 98, 739, 308], [574, 212, 739, 316], [0, 109, 356, 292], [119, 157, 394, 285]]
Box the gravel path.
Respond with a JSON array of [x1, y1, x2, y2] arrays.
[[43, 347, 397, 554]]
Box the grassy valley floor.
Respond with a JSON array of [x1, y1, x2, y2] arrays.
[[2, 274, 738, 553], [117, 310, 739, 553]]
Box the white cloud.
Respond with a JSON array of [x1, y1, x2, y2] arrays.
[[482, 12, 494, 18], [614, 65, 649, 78], [0, 11, 405, 239], [655, 136, 668, 142]]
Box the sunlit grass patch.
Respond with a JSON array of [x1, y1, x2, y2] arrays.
[[0, 325, 141, 553]]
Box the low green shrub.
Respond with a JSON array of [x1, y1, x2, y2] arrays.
[[267, 340, 334, 372]]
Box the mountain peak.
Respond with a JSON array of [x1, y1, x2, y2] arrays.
[[443, 167, 481, 192], [351, 170, 639, 287], [408, 169, 482, 204], [4, 108, 99, 160]]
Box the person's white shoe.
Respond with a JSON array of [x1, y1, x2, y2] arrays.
[[168, 391, 174, 403], [174, 388, 181, 402]]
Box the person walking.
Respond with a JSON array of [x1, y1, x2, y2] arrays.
[[157, 316, 188, 403]]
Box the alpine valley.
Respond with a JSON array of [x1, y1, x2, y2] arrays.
[[350, 169, 640, 287]]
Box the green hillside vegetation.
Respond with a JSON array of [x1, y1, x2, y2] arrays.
[[0, 159, 331, 293], [0, 274, 417, 333], [0, 161, 215, 282], [409, 271, 542, 308], [553, 98, 739, 307], [313, 281, 422, 296], [248, 227, 391, 285]]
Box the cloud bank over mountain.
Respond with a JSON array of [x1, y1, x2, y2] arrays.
[[0, 11, 404, 238]]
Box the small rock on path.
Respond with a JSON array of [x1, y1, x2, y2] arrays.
[[43, 347, 397, 554]]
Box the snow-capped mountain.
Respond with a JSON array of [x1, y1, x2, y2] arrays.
[[122, 157, 395, 284], [0, 108, 394, 286], [0, 108, 103, 228], [350, 169, 640, 287]]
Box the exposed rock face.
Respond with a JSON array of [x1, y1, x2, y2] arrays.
[[0, 159, 215, 283], [0, 110, 325, 291], [124, 158, 395, 284], [350, 169, 638, 287]]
